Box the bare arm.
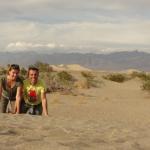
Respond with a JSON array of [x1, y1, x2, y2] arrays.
[[15, 86, 23, 114], [41, 92, 48, 116]]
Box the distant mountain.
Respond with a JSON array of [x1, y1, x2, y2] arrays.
[[1, 51, 150, 71]]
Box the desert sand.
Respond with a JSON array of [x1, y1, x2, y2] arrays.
[[1, 70, 150, 150], [50, 64, 91, 71]]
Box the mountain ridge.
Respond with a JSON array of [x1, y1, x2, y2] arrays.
[[0, 50, 150, 71]]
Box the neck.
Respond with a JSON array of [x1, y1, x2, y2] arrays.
[[7, 75, 15, 82], [30, 81, 37, 85]]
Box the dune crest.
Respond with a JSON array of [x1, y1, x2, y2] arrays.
[[50, 64, 91, 71]]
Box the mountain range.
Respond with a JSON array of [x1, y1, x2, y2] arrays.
[[0, 50, 150, 71]]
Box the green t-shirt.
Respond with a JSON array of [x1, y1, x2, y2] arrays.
[[23, 79, 46, 105]]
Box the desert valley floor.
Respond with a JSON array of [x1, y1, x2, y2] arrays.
[[1, 71, 150, 150]]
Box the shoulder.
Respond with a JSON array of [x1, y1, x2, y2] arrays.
[[23, 79, 30, 86], [23, 79, 28, 84], [37, 80, 47, 92], [37, 79, 46, 87]]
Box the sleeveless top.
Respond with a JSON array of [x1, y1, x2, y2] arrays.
[[0, 77, 23, 100]]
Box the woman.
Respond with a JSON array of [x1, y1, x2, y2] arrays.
[[0, 64, 23, 113]]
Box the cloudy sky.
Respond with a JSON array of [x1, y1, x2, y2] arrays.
[[0, 0, 150, 53]]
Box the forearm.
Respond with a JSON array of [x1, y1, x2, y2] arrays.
[[15, 96, 21, 113], [42, 98, 48, 116], [15, 86, 23, 114]]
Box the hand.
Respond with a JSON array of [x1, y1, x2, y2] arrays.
[[44, 112, 48, 116]]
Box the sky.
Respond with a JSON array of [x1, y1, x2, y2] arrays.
[[0, 0, 150, 53]]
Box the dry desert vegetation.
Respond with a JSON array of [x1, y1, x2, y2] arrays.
[[1, 63, 150, 150]]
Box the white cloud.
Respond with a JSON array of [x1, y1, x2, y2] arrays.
[[1, 19, 150, 53], [0, 0, 150, 53], [6, 41, 62, 51]]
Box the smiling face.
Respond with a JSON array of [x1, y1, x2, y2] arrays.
[[8, 69, 20, 81], [28, 69, 39, 85], [7, 64, 20, 81]]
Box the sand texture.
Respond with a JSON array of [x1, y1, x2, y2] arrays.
[[1, 72, 150, 150]]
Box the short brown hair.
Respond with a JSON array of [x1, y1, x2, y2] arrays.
[[27, 66, 39, 77], [28, 66, 39, 72]]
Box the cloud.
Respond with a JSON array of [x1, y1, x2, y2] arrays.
[[0, 19, 149, 53], [0, 0, 150, 53], [0, 0, 149, 23], [6, 41, 65, 51]]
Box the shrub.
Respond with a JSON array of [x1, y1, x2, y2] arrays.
[[81, 71, 95, 80], [0, 67, 7, 75], [34, 61, 51, 72], [74, 79, 90, 89], [130, 71, 150, 80], [20, 67, 27, 76], [43, 71, 75, 93], [81, 71, 102, 88], [142, 80, 150, 91], [57, 71, 73, 83], [103, 73, 127, 83], [139, 72, 150, 92]]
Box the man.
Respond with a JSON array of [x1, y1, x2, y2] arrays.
[[21, 66, 48, 116]]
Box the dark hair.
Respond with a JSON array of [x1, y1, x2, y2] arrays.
[[28, 66, 39, 72], [7, 64, 20, 75], [27, 66, 39, 77], [9, 64, 20, 71]]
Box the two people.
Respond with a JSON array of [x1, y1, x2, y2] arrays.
[[0, 64, 48, 116]]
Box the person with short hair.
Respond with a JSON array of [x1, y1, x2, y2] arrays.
[[21, 66, 48, 116], [0, 64, 23, 113]]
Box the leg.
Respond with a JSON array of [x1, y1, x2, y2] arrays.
[[21, 102, 35, 115], [0, 98, 9, 113], [34, 103, 42, 115], [20, 100, 28, 114], [9, 101, 16, 113], [27, 106, 34, 115], [20, 101, 42, 115]]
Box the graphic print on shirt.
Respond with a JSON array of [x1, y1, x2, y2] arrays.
[[28, 89, 37, 102]]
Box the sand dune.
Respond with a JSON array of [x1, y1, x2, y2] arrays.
[[50, 64, 91, 71], [1, 71, 150, 150]]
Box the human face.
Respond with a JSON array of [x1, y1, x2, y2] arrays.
[[28, 70, 39, 85], [8, 69, 20, 81]]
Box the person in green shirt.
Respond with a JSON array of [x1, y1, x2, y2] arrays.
[[21, 66, 48, 116], [0, 64, 23, 113]]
